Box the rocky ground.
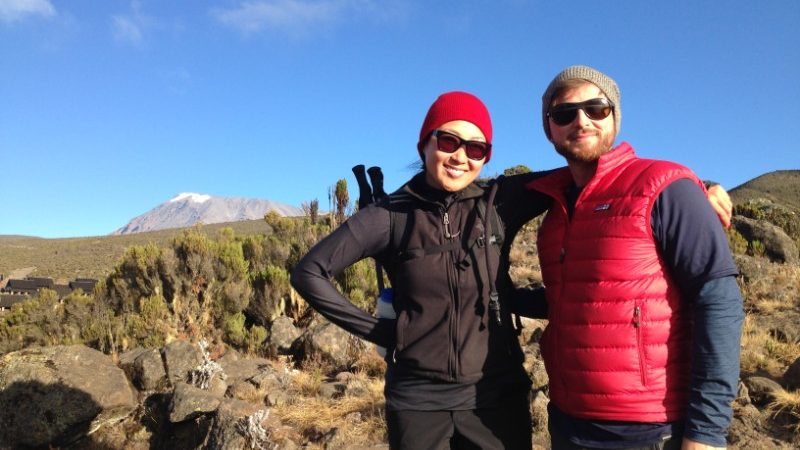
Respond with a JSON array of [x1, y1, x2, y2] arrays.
[[0, 217, 797, 449]]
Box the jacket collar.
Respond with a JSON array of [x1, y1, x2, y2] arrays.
[[402, 172, 485, 207]]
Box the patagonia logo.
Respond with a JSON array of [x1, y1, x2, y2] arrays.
[[594, 203, 611, 212]]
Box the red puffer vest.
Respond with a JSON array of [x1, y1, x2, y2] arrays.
[[527, 143, 704, 422]]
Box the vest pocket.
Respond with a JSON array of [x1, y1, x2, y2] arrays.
[[633, 305, 648, 386]]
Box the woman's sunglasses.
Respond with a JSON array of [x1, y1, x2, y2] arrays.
[[547, 98, 614, 126], [432, 130, 491, 161]]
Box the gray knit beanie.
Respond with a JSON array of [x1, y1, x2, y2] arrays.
[[541, 65, 621, 140]]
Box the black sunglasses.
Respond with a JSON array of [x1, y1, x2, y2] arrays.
[[547, 98, 614, 126], [431, 130, 491, 161]]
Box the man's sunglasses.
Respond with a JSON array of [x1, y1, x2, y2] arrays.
[[432, 130, 491, 161], [547, 98, 614, 126]]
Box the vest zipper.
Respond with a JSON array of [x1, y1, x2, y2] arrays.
[[633, 305, 647, 386]]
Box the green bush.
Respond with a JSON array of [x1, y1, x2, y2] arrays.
[[726, 228, 749, 255]]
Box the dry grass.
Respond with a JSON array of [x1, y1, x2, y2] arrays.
[[740, 315, 800, 377], [743, 265, 800, 310], [767, 389, 800, 434], [0, 219, 273, 280], [273, 371, 387, 448]]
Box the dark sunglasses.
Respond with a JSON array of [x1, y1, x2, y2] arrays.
[[547, 98, 614, 126], [431, 130, 491, 161]]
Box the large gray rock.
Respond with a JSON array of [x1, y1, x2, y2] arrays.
[[784, 357, 800, 390], [162, 340, 203, 386], [743, 376, 784, 406], [206, 399, 281, 450], [269, 315, 301, 355], [170, 382, 222, 423], [133, 348, 168, 391], [302, 321, 367, 372], [118, 347, 149, 381], [732, 216, 799, 264], [0, 345, 137, 448]]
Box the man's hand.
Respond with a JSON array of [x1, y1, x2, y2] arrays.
[[682, 437, 726, 449], [706, 184, 732, 229]]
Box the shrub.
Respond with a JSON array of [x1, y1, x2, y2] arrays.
[[726, 228, 748, 255]]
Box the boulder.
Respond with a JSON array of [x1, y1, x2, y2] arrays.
[[0, 345, 137, 448], [269, 315, 301, 355], [743, 376, 784, 406], [133, 348, 168, 391], [118, 347, 149, 381], [162, 340, 203, 386], [170, 382, 222, 423], [732, 216, 799, 264], [206, 400, 279, 450], [302, 321, 366, 371], [784, 357, 800, 390]]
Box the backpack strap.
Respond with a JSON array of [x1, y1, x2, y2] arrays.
[[482, 177, 503, 327]]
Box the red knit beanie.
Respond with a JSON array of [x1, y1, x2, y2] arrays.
[[417, 91, 493, 162]]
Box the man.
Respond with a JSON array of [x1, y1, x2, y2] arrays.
[[527, 65, 744, 449]]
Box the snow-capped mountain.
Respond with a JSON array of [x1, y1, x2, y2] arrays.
[[112, 193, 303, 235]]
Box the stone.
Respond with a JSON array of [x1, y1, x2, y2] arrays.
[[134, 348, 168, 391], [162, 340, 203, 386], [269, 315, 301, 355], [783, 356, 800, 390], [319, 381, 347, 399], [732, 216, 799, 264], [743, 376, 784, 406], [206, 399, 277, 450], [0, 345, 137, 448], [302, 321, 366, 372], [169, 382, 221, 423], [118, 347, 149, 383]]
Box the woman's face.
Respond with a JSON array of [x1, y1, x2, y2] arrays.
[[422, 120, 487, 192]]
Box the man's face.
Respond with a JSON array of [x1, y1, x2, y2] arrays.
[[548, 82, 616, 164]]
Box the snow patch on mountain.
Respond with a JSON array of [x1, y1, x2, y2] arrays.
[[169, 193, 211, 203]]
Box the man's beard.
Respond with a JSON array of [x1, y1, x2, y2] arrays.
[[554, 130, 615, 163]]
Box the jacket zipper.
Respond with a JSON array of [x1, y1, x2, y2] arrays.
[[633, 305, 647, 386], [441, 205, 459, 381]]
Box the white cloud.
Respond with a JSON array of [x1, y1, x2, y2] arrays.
[[0, 0, 56, 23], [211, 0, 401, 36], [111, 1, 153, 47], [112, 15, 143, 45]]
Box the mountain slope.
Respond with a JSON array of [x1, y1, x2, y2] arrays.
[[113, 193, 302, 235], [729, 170, 800, 210]]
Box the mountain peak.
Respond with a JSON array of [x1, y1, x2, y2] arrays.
[[113, 193, 302, 235], [169, 193, 211, 204]]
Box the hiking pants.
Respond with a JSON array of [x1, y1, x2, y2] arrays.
[[385, 399, 532, 450]]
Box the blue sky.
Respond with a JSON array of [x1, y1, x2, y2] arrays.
[[1, 0, 798, 238]]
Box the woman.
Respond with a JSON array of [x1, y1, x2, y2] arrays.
[[290, 91, 732, 449], [291, 91, 542, 449]]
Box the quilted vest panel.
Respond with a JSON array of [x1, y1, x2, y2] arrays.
[[528, 143, 704, 422]]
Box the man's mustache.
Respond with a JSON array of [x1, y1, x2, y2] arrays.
[[568, 130, 599, 140]]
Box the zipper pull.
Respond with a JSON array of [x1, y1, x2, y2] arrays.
[[633, 306, 641, 328], [559, 247, 566, 263], [442, 211, 460, 239]]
